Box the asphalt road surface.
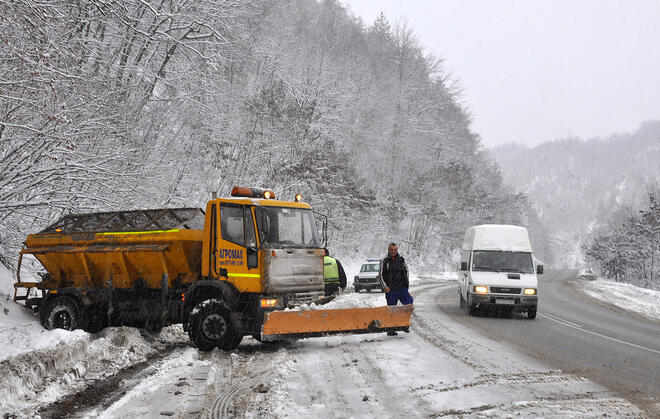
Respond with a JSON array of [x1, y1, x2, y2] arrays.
[[435, 269, 660, 415]]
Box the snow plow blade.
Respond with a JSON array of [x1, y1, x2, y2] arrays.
[[260, 305, 413, 341]]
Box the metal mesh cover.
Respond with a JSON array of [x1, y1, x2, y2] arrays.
[[41, 208, 205, 233]]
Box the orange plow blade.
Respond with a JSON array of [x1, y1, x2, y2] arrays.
[[260, 305, 413, 341]]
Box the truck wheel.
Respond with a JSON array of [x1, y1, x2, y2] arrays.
[[82, 305, 107, 333], [144, 319, 163, 334], [220, 333, 243, 351], [527, 307, 537, 319], [188, 299, 241, 351], [41, 296, 81, 331]]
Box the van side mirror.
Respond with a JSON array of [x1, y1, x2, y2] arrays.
[[536, 265, 544, 275], [460, 262, 468, 271]]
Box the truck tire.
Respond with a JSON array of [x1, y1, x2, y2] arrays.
[[81, 305, 107, 333], [144, 319, 163, 334], [41, 296, 81, 331], [220, 333, 243, 351], [188, 299, 242, 351]]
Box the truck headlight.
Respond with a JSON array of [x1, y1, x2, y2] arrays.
[[524, 288, 537, 295], [260, 298, 279, 308], [473, 285, 488, 294]]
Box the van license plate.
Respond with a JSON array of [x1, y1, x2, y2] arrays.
[[495, 299, 514, 305]]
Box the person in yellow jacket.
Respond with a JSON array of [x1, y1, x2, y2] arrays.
[[323, 248, 347, 296]]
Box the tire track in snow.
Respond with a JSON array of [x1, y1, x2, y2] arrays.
[[38, 341, 190, 418], [352, 336, 434, 416], [282, 342, 376, 417], [208, 346, 281, 418], [210, 381, 254, 419], [409, 282, 484, 370]]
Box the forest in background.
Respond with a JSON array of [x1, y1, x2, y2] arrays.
[[1, 0, 545, 273], [493, 121, 660, 288], [583, 192, 660, 290]]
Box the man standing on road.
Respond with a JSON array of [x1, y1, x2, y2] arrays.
[[381, 243, 413, 336], [323, 248, 347, 296]]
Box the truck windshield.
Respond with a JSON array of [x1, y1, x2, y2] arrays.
[[471, 251, 534, 274], [258, 206, 321, 248]]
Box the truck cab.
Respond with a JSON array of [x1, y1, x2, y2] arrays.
[[201, 188, 325, 301], [457, 224, 541, 319]]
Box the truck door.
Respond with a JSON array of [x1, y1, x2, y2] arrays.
[[216, 203, 261, 292]]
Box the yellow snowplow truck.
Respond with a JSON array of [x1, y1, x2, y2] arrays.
[[14, 187, 412, 350]]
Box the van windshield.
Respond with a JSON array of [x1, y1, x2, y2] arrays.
[[472, 251, 534, 274]]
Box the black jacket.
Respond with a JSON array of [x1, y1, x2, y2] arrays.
[[337, 259, 347, 289], [381, 254, 409, 290]]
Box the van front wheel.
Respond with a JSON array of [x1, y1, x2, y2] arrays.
[[527, 307, 537, 319], [464, 293, 477, 316]]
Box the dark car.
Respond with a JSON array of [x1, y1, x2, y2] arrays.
[[578, 268, 597, 280], [354, 259, 384, 293]]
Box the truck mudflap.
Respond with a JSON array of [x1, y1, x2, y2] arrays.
[[259, 305, 414, 341]]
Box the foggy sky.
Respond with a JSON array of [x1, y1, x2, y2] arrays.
[[341, 0, 660, 148]]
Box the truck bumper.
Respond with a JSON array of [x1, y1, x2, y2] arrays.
[[470, 294, 538, 310]]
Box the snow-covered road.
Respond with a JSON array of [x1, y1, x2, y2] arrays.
[[218, 279, 641, 418], [0, 275, 647, 417]]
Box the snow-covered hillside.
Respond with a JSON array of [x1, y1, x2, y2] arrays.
[[491, 121, 660, 268]]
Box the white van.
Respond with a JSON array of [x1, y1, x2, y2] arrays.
[[457, 224, 542, 319]]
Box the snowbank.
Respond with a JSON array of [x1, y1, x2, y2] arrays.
[[0, 264, 91, 362], [576, 279, 660, 321], [0, 261, 191, 416], [0, 319, 188, 416], [0, 295, 88, 361], [416, 272, 458, 282]]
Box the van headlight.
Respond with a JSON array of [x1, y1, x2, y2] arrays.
[[473, 285, 488, 294], [524, 288, 537, 295]]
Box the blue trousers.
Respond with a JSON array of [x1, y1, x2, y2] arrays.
[[385, 288, 413, 306]]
